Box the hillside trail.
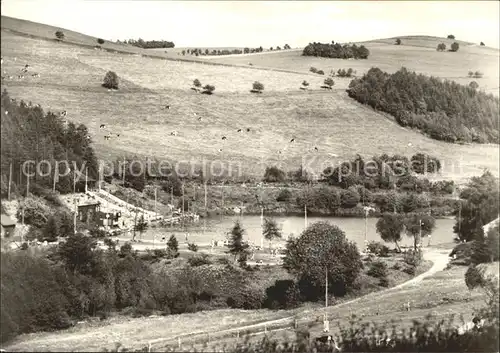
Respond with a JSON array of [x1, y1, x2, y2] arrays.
[[147, 246, 452, 348]]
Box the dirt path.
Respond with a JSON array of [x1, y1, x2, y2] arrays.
[[3, 247, 451, 352]]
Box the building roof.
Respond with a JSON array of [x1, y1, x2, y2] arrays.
[[78, 202, 100, 208], [1, 214, 16, 227]]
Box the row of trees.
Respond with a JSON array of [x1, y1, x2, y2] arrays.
[[118, 38, 175, 49], [303, 41, 370, 59], [180, 46, 267, 57], [347, 67, 500, 143]]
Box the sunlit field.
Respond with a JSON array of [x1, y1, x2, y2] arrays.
[[1, 20, 498, 183]]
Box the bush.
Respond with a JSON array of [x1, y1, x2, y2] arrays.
[[252, 81, 264, 93], [404, 249, 422, 267], [97, 38, 105, 45], [367, 241, 385, 255], [193, 79, 201, 88], [263, 166, 286, 183], [447, 34, 455, 39], [188, 254, 212, 267], [465, 265, 486, 289], [202, 84, 215, 95], [451, 42, 460, 52], [264, 279, 300, 309], [102, 71, 119, 89], [309, 67, 318, 73], [276, 188, 292, 202], [187, 243, 198, 252], [340, 188, 360, 208], [317, 70, 325, 75], [16, 196, 51, 229], [367, 260, 388, 279], [395, 38, 401, 45], [480, 41, 485, 46], [473, 71, 483, 78], [55, 31, 64, 40], [403, 265, 416, 275], [437, 43, 446, 51]]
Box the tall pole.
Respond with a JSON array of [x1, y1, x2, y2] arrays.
[[324, 267, 329, 332], [171, 187, 174, 207], [204, 181, 208, 213], [122, 157, 126, 186], [85, 167, 88, 193], [182, 183, 185, 216], [8, 162, 12, 201], [260, 206, 264, 249], [73, 200, 77, 234], [154, 188, 157, 217], [26, 163, 30, 197], [304, 204, 308, 228], [73, 168, 76, 193], [53, 164, 57, 192]]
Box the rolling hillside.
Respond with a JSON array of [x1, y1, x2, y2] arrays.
[[1, 16, 498, 183]]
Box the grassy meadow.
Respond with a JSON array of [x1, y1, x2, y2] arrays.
[[1, 17, 499, 183]]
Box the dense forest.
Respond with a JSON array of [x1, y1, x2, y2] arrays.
[[302, 41, 370, 59], [347, 67, 500, 143], [120, 38, 175, 49], [0, 90, 99, 197]]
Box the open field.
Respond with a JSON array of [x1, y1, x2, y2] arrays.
[[1, 27, 498, 183], [203, 36, 500, 95], [6, 247, 495, 352]]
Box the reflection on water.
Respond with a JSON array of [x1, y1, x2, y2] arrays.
[[129, 215, 456, 250]]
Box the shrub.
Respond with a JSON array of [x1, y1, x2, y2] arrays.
[[465, 265, 486, 289], [317, 70, 325, 75], [437, 43, 446, 51], [451, 42, 460, 52], [97, 38, 105, 45], [395, 38, 401, 45], [469, 81, 479, 90], [188, 254, 212, 267], [480, 41, 485, 46], [367, 260, 388, 278], [323, 77, 335, 88], [340, 188, 360, 208], [263, 166, 286, 182], [193, 79, 201, 88], [16, 196, 51, 229], [473, 71, 483, 78], [55, 31, 64, 40], [309, 67, 318, 73], [276, 188, 292, 202], [202, 84, 215, 95], [379, 277, 389, 287], [264, 279, 300, 309], [187, 243, 198, 252], [404, 249, 422, 267], [447, 34, 455, 39], [403, 265, 416, 275], [102, 71, 119, 89], [252, 81, 264, 93], [367, 241, 385, 255]]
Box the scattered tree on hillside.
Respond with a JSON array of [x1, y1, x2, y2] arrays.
[[55, 31, 65, 40], [473, 71, 483, 78], [376, 213, 404, 251], [302, 80, 309, 88], [167, 234, 179, 258], [469, 81, 479, 90], [181, 50, 186, 56], [192, 79, 201, 90], [404, 213, 436, 250], [480, 42, 485, 46], [97, 38, 105, 45], [395, 38, 402, 45], [283, 222, 363, 298], [263, 218, 282, 250], [437, 43, 446, 51], [451, 42, 460, 52], [202, 84, 215, 95], [205, 49, 209, 55], [102, 71, 119, 89], [227, 220, 250, 265], [309, 67, 318, 73], [447, 34, 455, 39], [284, 44, 291, 50], [323, 77, 335, 89], [251, 81, 264, 93]]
